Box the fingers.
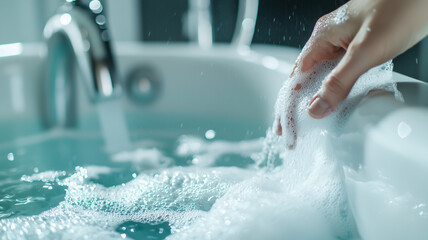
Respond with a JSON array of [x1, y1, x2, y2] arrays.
[[275, 118, 282, 136], [276, 8, 353, 146], [300, 27, 346, 72], [284, 110, 297, 149], [281, 93, 299, 149], [308, 33, 375, 119], [274, 94, 298, 149]]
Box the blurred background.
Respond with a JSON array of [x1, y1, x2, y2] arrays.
[[1, 0, 427, 82]]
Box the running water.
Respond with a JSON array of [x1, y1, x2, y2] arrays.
[[96, 99, 131, 153], [0, 58, 401, 239]]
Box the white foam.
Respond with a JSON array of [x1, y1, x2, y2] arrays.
[[275, 59, 400, 144], [84, 165, 115, 179], [112, 148, 173, 170], [21, 171, 67, 183], [169, 59, 400, 239], [171, 131, 356, 239], [176, 135, 263, 167], [1, 166, 253, 239]]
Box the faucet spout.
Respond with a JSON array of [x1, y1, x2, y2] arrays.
[[43, 0, 119, 127]]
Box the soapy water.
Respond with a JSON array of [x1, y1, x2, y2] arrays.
[[0, 58, 401, 239], [1, 166, 251, 239], [0, 132, 261, 239]]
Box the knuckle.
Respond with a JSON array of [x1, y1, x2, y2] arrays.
[[348, 41, 366, 57], [348, 33, 375, 56], [347, 31, 386, 67], [313, 15, 330, 34], [324, 75, 347, 97], [317, 14, 329, 24]]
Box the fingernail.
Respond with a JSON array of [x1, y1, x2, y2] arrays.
[[308, 96, 332, 119], [273, 118, 282, 136]]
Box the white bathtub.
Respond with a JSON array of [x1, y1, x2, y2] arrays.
[[341, 82, 428, 239]]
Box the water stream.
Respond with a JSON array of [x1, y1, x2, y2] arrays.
[[96, 99, 131, 153]]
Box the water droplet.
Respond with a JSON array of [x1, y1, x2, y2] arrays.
[[60, 13, 72, 26], [89, 0, 103, 13], [7, 153, 14, 161], [397, 121, 412, 139], [205, 130, 216, 140]]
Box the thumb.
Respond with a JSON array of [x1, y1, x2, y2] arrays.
[[308, 37, 376, 119]]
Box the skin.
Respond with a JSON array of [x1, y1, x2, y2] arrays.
[[276, 0, 428, 149]]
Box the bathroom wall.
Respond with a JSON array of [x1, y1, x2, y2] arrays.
[[0, 1, 44, 43], [138, 0, 426, 82]]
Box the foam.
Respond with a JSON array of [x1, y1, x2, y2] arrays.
[[176, 136, 263, 167], [169, 59, 400, 239], [21, 170, 67, 183], [274, 58, 400, 146], [1, 166, 253, 239], [170, 131, 355, 239], [112, 148, 173, 170]]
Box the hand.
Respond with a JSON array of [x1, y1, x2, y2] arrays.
[[276, 0, 428, 148]]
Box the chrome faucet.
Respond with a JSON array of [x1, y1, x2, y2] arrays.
[[232, 0, 259, 49], [43, 0, 119, 128], [185, 0, 259, 49], [186, 0, 213, 48]]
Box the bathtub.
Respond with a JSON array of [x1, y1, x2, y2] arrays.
[[0, 42, 427, 239], [340, 78, 428, 239], [0, 43, 298, 143]]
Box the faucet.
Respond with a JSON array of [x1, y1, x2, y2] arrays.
[[43, 0, 120, 128], [186, 0, 213, 48], [185, 0, 258, 49], [232, 0, 259, 50]]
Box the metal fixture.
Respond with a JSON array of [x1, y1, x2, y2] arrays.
[[186, 0, 259, 49], [232, 0, 259, 49], [186, 0, 213, 48], [126, 67, 162, 105], [43, 0, 119, 127]]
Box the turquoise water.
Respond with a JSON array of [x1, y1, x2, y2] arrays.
[[0, 84, 366, 240], [0, 125, 261, 239]]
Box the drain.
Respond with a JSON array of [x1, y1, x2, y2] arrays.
[[125, 66, 162, 104]]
